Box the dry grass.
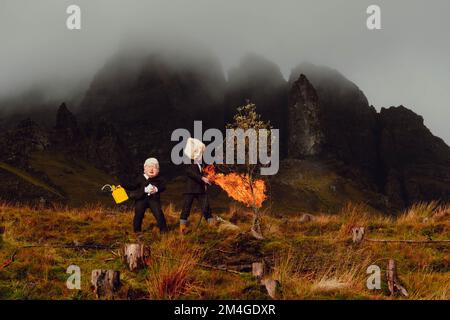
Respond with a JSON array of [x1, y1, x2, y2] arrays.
[[146, 235, 202, 299], [397, 201, 449, 224], [271, 245, 377, 299], [0, 201, 448, 300]]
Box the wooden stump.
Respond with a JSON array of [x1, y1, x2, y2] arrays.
[[352, 227, 365, 243], [123, 244, 149, 271], [91, 270, 120, 299], [261, 278, 280, 299], [252, 262, 265, 278], [299, 213, 316, 223], [386, 259, 408, 297]]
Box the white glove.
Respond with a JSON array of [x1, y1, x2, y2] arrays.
[[144, 184, 154, 194]]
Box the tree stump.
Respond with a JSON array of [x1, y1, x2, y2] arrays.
[[261, 278, 280, 299], [299, 213, 316, 223], [352, 227, 365, 243], [123, 244, 149, 271], [386, 259, 408, 297], [252, 262, 265, 279], [91, 270, 120, 299]]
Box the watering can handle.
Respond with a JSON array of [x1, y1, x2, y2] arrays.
[[101, 184, 113, 192]]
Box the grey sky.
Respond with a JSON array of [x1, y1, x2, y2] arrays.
[[0, 0, 449, 143]]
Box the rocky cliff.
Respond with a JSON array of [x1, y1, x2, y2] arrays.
[[378, 106, 450, 207], [79, 49, 227, 167], [289, 63, 380, 183], [287, 68, 450, 208]]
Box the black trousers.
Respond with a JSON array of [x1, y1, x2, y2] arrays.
[[133, 198, 168, 233], [180, 193, 212, 221]]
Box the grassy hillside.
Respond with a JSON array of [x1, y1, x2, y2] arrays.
[[0, 162, 63, 198], [0, 151, 119, 207], [30, 151, 119, 207], [0, 202, 448, 300], [269, 159, 386, 214], [0, 154, 389, 216]]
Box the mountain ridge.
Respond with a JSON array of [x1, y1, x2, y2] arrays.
[[0, 51, 448, 211]]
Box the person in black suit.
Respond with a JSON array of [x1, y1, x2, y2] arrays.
[[179, 161, 214, 234], [123, 158, 168, 235]]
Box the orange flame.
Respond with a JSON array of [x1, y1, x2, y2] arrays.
[[204, 165, 266, 208]]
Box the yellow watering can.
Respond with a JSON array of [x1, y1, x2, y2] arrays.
[[101, 184, 129, 204]]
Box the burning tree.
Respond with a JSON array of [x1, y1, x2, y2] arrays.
[[206, 102, 272, 240]]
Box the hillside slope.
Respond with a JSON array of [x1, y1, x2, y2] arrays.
[[0, 150, 117, 207]]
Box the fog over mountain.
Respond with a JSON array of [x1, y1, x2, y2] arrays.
[[0, 0, 449, 143]]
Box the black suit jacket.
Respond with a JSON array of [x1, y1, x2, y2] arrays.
[[122, 175, 166, 201], [184, 163, 207, 194]]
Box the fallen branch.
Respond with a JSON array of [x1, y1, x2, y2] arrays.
[[0, 258, 13, 271], [351, 227, 450, 244], [18, 243, 117, 250], [196, 262, 247, 275], [152, 253, 247, 275], [0, 250, 17, 271], [366, 238, 450, 244]]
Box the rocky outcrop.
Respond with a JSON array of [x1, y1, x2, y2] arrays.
[[378, 106, 450, 207], [288, 74, 324, 157], [287, 68, 450, 208], [225, 54, 288, 157], [289, 63, 379, 182], [53, 102, 83, 148]]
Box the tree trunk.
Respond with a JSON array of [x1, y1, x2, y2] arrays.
[[251, 221, 264, 240], [91, 270, 120, 299], [250, 206, 264, 240], [248, 170, 264, 240], [123, 243, 149, 271]]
